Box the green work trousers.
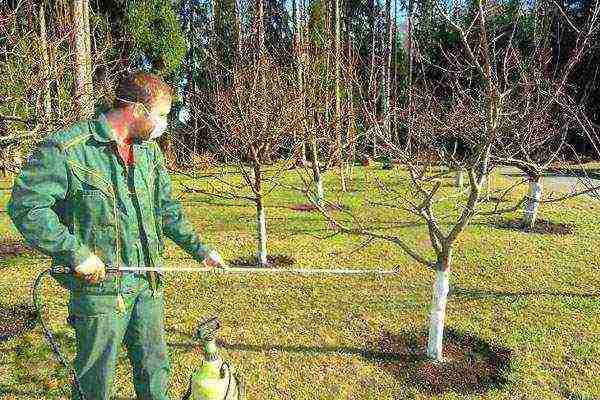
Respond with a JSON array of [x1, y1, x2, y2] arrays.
[[67, 272, 171, 400]]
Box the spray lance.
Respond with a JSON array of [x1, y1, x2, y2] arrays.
[[28, 262, 402, 399]]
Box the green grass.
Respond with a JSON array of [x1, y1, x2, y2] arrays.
[[0, 165, 599, 399]]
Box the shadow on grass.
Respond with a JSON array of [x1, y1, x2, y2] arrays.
[[484, 196, 512, 203], [277, 221, 428, 236], [290, 202, 349, 212], [0, 239, 38, 259], [0, 302, 38, 342], [229, 254, 295, 268], [543, 168, 600, 180], [558, 383, 599, 400], [501, 168, 600, 180], [167, 327, 512, 396], [371, 328, 513, 395], [491, 218, 574, 235], [450, 286, 600, 300], [0, 386, 48, 398]]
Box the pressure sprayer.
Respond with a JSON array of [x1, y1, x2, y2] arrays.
[[27, 262, 402, 399], [182, 316, 245, 400]]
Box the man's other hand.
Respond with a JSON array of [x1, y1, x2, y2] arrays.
[[74, 253, 106, 284]]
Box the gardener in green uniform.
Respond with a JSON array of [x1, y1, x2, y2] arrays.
[[7, 72, 225, 400]]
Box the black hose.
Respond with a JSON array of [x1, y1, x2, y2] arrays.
[[32, 268, 86, 400]]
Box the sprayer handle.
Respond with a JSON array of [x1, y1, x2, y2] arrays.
[[50, 266, 74, 275], [51, 265, 121, 275]]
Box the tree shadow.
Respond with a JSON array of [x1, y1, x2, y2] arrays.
[[500, 168, 600, 181], [280, 221, 428, 236], [290, 202, 348, 212], [558, 383, 599, 400], [0, 386, 48, 398], [0, 302, 38, 342], [229, 254, 295, 268], [0, 239, 38, 259], [450, 286, 600, 300], [491, 218, 574, 235], [370, 328, 513, 395], [166, 327, 513, 396], [544, 167, 600, 180]]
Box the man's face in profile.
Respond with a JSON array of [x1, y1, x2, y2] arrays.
[[134, 93, 172, 142]]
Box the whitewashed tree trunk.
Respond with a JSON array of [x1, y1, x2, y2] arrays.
[[480, 174, 489, 201], [427, 268, 450, 362], [309, 138, 325, 207], [315, 174, 325, 206], [523, 178, 543, 229], [256, 201, 268, 266], [455, 170, 464, 189]]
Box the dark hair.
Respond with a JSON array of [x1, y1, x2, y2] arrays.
[[114, 72, 174, 109]]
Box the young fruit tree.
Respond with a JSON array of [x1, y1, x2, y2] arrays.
[[294, 0, 600, 361], [203, 56, 303, 267], [293, 8, 360, 209]]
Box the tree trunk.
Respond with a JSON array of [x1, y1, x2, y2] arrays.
[[234, 0, 243, 61], [334, 0, 346, 192], [293, 0, 308, 165], [84, 0, 92, 83], [39, 3, 52, 129], [480, 174, 489, 201], [256, 0, 265, 58], [427, 266, 450, 362], [310, 135, 325, 207], [250, 145, 268, 267], [391, 0, 398, 145], [346, 61, 356, 186], [383, 0, 392, 144], [455, 170, 464, 189], [368, 0, 377, 156], [73, 0, 93, 119], [522, 178, 543, 229], [405, 0, 414, 153], [256, 197, 268, 266]]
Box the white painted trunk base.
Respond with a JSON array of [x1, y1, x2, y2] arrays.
[[523, 180, 543, 229], [427, 269, 450, 361], [316, 176, 325, 206], [257, 205, 268, 266], [455, 171, 464, 189]]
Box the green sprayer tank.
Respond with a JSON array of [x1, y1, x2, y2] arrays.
[[182, 316, 245, 400]]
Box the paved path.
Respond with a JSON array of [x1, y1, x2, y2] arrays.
[[499, 167, 600, 200]]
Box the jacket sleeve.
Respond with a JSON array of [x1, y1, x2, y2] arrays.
[[7, 138, 93, 268], [153, 143, 213, 263]]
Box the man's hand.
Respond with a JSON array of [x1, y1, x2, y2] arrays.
[[202, 250, 226, 270], [74, 253, 106, 284]]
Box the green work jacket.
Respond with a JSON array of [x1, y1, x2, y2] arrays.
[[7, 115, 213, 295]]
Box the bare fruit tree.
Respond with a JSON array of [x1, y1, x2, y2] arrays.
[[185, 56, 303, 267], [294, 0, 600, 362]]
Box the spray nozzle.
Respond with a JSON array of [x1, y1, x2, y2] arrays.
[[195, 316, 221, 362], [195, 316, 220, 341]]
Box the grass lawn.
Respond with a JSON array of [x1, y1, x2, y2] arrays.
[[0, 164, 599, 399]]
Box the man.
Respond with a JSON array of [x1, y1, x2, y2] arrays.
[[7, 72, 224, 399]]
